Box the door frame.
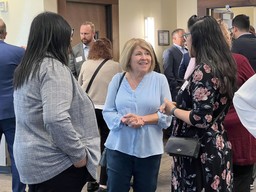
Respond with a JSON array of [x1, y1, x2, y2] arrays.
[[198, 0, 256, 16], [57, 0, 119, 60]]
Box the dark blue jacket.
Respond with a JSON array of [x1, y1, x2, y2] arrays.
[[231, 33, 256, 72], [178, 52, 190, 79], [0, 40, 25, 120]]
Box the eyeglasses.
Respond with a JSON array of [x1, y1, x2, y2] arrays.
[[228, 27, 234, 33], [182, 32, 191, 39], [71, 28, 74, 37]]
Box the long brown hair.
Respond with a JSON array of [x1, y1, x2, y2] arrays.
[[191, 16, 237, 99]]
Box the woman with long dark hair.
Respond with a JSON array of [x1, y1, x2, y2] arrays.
[[161, 16, 237, 191], [13, 12, 100, 192]]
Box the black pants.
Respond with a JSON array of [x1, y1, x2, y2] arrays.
[[95, 109, 110, 185], [233, 164, 254, 192], [28, 166, 91, 192]]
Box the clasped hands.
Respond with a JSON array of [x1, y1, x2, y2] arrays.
[[159, 98, 177, 116], [121, 113, 145, 128]]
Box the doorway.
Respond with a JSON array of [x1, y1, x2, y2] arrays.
[[57, 0, 119, 60]]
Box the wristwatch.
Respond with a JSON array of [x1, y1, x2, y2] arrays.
[[170, 107, 177, 116]]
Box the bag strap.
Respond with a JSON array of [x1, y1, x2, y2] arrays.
[[117, 72, 126, 94], [86, 58, 109, 93], [114, 72, 126, 107]]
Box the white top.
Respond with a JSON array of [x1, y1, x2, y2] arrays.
[[233, 74, 256, 138], [184, 57, 195, 80]]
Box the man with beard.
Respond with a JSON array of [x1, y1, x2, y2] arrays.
[[69, 21, 96, 79]]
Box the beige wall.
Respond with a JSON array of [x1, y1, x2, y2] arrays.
[[119, 0, 197, 67], [0, 0, 57, 46], [0, 0, 57, 165], [232, 7, 256, 27], [2, 0, 254, 64], [177, 0, 197, 30], [44, 0, 57, 13]]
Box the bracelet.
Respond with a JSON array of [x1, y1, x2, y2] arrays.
[[170, 107, 177, 116]]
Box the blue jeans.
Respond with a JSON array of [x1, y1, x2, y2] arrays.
[[0, 118, 26, 192], [106, 149, 161, 192]]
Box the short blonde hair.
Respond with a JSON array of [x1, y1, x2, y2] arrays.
[[120, 38, 155, 72]]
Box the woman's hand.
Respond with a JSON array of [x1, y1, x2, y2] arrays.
[[121, 113, 145, 128], [159, 98, 177, 116], [74, 157, 87, 168]]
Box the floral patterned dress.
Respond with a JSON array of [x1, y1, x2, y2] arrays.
[[171, 63, 233, 192]]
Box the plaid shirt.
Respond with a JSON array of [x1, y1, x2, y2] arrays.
[[13, 57, 100, 184]]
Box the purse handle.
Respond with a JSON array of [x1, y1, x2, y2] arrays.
[[86, 58, 109, 93]]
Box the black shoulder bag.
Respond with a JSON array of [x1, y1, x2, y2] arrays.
[[164, 104, 228, 158]]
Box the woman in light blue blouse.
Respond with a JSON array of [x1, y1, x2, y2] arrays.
[[103, 38, 172, 192]]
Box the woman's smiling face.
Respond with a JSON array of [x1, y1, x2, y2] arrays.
[[129, 46, 152, 74]]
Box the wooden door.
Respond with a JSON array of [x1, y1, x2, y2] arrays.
[[65, 2, 106, 45], [58, 0, 119, 61]]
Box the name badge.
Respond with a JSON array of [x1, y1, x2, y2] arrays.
[[181, 80, 189, 91], [75, 56, 83, 62]]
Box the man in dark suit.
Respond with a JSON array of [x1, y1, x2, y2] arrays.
[[0, 18, 26, 192], [232, 14, 256, 72], [69, 21, 96, 79], [178, 52, 190, 79], [163, 28, 188, 101]]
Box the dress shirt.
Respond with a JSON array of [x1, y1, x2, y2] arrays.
[[173, 43, 187, 54], [83, 44, 89, 60], [184, 57, 196, 79]]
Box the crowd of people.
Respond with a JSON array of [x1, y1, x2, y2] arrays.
[[1, 9, 256, 192]]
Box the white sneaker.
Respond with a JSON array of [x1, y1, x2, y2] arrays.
[[250, 184, 254, 190]]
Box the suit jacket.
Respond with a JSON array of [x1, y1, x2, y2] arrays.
[[69, 42, 86, 78], [163, 45, 184, 100], [0, 40, 25, 120], [231, 33, 256, 72]]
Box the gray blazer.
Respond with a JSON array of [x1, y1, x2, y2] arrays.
[[69, 42, 86, 78], [13, 57, 100, 184]]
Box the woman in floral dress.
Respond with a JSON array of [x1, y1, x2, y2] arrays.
[[161, 16, 237, 191]]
